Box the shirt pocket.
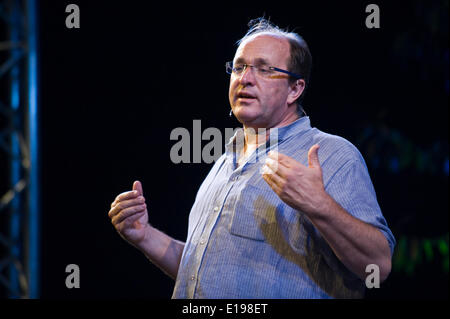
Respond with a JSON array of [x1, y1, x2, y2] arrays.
[[229, 184, 279, 242]]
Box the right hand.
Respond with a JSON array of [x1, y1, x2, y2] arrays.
[[108, 180, 150, 246]]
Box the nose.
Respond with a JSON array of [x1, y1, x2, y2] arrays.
[[238, 65, 256, 86]]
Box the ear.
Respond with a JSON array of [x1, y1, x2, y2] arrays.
[[287, 79, 305, 105]]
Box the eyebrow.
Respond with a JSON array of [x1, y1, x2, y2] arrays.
[[234, 57, 271, 66]]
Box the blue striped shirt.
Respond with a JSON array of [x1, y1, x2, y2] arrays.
[[172, 116, 396, 299]]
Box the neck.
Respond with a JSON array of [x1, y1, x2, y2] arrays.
[[243, 126, 270, 147], [243, 106, 300, 147], [271, 107, 301, 129]]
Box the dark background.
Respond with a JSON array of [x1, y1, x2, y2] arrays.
[[34, 0, 448, 299]]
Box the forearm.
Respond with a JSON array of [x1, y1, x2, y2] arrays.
[[136, 225, 185, 280], [307, 193, 392, 281], [262, 149, 392, 281]]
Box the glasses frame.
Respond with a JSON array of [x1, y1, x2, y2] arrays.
[[225, 61, 303, 80]]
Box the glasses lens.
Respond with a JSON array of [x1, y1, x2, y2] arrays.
[[256, 66, 271, 77]]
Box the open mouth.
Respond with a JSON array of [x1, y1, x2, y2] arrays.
[[236, 92, 257, 100]]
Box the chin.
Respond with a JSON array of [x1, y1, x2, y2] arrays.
[[234, 108, 263, 126]]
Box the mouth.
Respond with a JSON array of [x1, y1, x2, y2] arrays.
[[236, 91, 257, 101]]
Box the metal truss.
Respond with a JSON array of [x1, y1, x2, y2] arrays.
[[0, 0, 39, 298]]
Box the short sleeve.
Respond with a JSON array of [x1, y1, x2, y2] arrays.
[[324, 158, 396, 256]]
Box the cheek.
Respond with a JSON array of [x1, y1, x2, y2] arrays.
[[259, 85, 288, 110], [228, 79, 237, 101], [261, 86, 278, 102], [269, 85, 288, 101]]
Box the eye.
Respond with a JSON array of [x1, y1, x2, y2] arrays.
[[233, 65, 245, 72], [257, 65, 273, 75]]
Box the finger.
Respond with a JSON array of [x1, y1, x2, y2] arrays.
[[308, 144, 320, 168], [268, 151, 292, 168], [262, 172, 282, 194], [133, 180, 143, 196], [112, 204, 146, 225], [113, 206, 146, 227], [108, 196, 145, 218], [262, 165, 284, 190], [264, 157, 287, 179], [261, 161, 276, 175], [114, 196, 146, 209], [116, 211, 147, 232], [112, 190, 140, 207]]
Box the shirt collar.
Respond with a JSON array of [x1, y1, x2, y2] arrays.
[[270, 116, 311, 143], [225, 116, 312, 154]]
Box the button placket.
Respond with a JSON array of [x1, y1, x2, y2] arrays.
[[186, 174, 239, 298]]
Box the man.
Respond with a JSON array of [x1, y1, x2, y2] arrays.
[[108, 18, 395, 298]]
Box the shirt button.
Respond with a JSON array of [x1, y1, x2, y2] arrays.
[[200, 238, 205, 245], [214, 206, 219, 212], [191, 276, 195, 281]]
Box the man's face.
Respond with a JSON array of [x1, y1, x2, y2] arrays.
[[229, 34, 296, 128]]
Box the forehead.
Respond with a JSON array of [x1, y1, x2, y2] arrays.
[[234, 34, 291, 67]]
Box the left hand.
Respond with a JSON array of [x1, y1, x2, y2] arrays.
[[262, 144, 327, 215]]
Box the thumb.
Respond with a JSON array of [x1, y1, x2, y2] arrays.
[[132, 180, 143, 196], [307, 144, 321, 168]]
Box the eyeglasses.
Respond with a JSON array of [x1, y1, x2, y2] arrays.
[[225, 61, 303, 79]]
